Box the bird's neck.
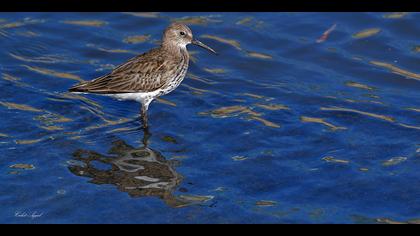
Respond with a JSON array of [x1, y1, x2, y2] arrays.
[[162, 42, 189, 59]]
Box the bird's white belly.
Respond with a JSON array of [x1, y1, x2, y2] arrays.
[[109, 91, 161, 104]]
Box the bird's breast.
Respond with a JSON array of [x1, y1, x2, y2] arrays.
[[159, 54, 189, 96]]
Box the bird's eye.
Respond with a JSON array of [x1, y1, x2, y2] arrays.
[[180, 31, 185, 36]]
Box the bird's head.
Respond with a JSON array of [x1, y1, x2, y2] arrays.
[[163, 22, 217, 54]]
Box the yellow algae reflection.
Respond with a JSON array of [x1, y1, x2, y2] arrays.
[[0, 29, 8, 38], [172, 16, 222, 25], [406, 108, 420, 113], [242, 93, 265, 99], [370, 61, 420, 81], [0, 18, 44, 29], [84, 118, 131, 131], [200, 105, 280, 128], [35, 112, 72, 124], [123, 35, 151, 44], [61, 20, 107, 27], [236, 17, 254, 25], [241, 93, 275, 102], [39, 125, 64, 131], [188, 51, 199, 63], [256, 103, 289, 111], [59, 93, 103, 109], [232, 156, 248, 161], [320, 106, 395, 122], [78, 106, 110, 122], [345, 81, 374, 90], [15, 138, 44, 145], [200, 34, 242, 50], [16, 31, 39, 37], [248, 116, 280, 128], [23, 65, 83, 82], [300, 116, 347, 131], [0, 21, 25, 29], [322, 156, 349, 164], [204, 68, 227, 74], [155, 98, 177, 107], [383, 12, 409, 19], [376, 217, 420, 224], [398, 123, 420, 130], [376, 218, 408, 224], [106, 127, 137, 134], [10, 163, 35, 170], [187, 73, 216, 85], [382, 157, 407, 166], [352, 28, 381, 39], [0, 101, 42, 113], [178, 194, 214, 203], [2, 73, 21, 82], [199, 105, 260, 118], [122, 12, 160, 18], [256, 200, 277, 207], [236, 17, 264, 30], [182, 84, 220, 95], [86, 43, 137, 54], [363, 94, 381, 99], [171, 155, 188, 159], [246, 51, 273, 60], [2, 73, 32, 89], [9, 53, 70, 64]]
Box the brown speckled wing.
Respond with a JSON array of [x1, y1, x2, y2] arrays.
[[70, 48, 172, 94]]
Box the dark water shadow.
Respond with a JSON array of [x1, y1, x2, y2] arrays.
[[68, 129, 192, 208]]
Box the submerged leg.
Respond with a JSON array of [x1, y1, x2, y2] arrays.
[[142, 126, 151, 147]]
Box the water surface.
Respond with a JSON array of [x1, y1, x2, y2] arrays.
[[0, 12, 419, 223]]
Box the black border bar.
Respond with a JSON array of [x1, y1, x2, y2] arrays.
[[0, 0, 418, 12]]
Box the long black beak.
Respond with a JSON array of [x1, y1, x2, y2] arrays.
[[192, 39, 217, 55]]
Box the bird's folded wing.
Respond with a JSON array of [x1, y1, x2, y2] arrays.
[[70, 50, 170, 94]]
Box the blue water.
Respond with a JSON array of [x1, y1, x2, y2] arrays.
[[0, 12, 419, 224]]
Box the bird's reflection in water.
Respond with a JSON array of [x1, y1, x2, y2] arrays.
[[68, 129, 191, 207]]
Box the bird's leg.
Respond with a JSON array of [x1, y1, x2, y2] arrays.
[[140, 98, 152, 130], [140, 103, 148, 129]]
